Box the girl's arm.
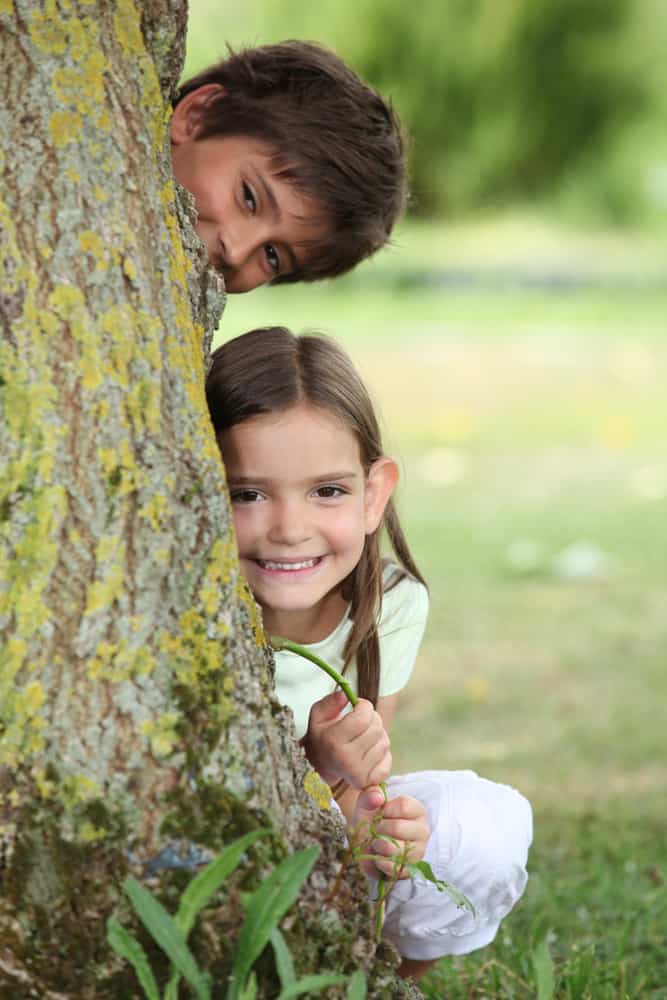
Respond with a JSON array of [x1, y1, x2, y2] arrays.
[[328, 691, 398, 823], [335, 691, 430, 878], [302, 690, 392, 794]]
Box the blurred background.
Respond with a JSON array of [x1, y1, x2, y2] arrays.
[[184, 3, 666, 996]]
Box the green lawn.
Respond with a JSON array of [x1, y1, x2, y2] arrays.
[[216, 219, 667, 998]]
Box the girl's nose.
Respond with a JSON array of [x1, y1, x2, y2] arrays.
[[268, 501, 311, 545]]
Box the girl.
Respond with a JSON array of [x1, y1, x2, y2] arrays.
[[206, 327, 532, 979]]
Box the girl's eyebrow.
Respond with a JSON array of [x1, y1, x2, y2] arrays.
[[312, 471, 359, 481], [228, 471, 359, 485]]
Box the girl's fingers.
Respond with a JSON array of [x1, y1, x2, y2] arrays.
[[373, 828, 423, 858], [375, 816, 428, 841], [333, 698, 377, 739], [362, 739, 392, 786], [334, 715, 390, 787], [379, 795, 426, 820], [373, 857, 404, 878]]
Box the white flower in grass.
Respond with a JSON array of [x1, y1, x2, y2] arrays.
[[551, 540, 613, 582], [504, 538, 545, 575], [630, 463, 667, 502]]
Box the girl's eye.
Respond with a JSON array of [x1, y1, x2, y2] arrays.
[[242, 182, 256, 213], [264, 243, 281, 274], [313, 485, 345, 499], [231, 488, 263, 504]]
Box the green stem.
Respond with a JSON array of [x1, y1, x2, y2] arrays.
[[271, 636, 472, 936], [271, 636, 358, 706], [271, 635, 392, 938]]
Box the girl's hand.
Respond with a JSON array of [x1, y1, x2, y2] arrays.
[[302, 689, 392, 790], [353, 788, 430, 879]]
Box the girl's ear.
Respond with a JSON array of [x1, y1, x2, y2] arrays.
[[364, 457, 399, 534], [171, 84, 224, 144]]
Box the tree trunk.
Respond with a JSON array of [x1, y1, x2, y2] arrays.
[[0, 2, 420, 996]]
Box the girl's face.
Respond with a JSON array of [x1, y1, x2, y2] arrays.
[[219, 403, 396, 643]]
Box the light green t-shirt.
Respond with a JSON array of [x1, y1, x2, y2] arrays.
[[273, 566, 429, 740]]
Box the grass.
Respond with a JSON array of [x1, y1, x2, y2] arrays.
[[214, 218, 667, 998], [182, 5, 667, 989]]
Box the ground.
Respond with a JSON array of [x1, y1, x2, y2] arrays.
[[218, 214, 667, 998]]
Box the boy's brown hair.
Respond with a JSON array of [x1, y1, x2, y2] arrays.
[[175, 41, 407, 283]]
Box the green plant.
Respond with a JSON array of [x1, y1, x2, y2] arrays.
[[270, 636, 474, 939], [531, 936, 555, 1000], [107, 829, 366, 998]]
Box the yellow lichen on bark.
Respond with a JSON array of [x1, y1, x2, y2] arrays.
[[28, 0, 69, 54], [0, 208, 68, 759], [113, 0, 164, 145], [304, 771, 333, 811], [49, 109, 83, 146]]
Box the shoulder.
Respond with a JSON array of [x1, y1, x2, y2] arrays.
[[376, 564, 428, 696], [379, 563, 429, 631]]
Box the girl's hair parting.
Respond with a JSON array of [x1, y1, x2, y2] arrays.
[[175, 41, 407, 284], [206, 326, 426, 707]]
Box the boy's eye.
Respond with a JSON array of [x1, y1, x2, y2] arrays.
[[313, 485, 345, 499], [231, 488, 264, 504], [242, 182, 256, 213], [264, 243, 281, 274]]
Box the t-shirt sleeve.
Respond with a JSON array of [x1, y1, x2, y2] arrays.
[[377, 575, 429, 698]]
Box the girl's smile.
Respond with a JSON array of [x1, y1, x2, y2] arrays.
[[219, 403, 395, 643], [253, 556, 326, 574]]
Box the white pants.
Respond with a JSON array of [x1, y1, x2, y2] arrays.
[[368, 770, 533, 961]]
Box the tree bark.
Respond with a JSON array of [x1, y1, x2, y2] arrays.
[[0, 2, 421, 996]]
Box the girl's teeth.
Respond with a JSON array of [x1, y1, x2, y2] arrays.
[[260, 558, 318, 571]]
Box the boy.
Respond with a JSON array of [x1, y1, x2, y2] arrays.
[[171, 41, 407, 293]]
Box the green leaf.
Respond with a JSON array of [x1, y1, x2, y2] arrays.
[[347, 969, 367, 999], [227, 845, 320, 1000], [404, 860, 476, 914], [373, 833, 401, 849], [175, 829, 271, 936], [532, 936, 555, 1000], [166, 830, 272, 1000], [106, 918, 160, 1000], [270, 927, 295, 988], [277, 973, 349, 998], [122, 876, 211, 1000], [239, 972, 258, 1000]]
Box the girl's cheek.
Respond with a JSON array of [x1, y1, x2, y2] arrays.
[[231, 510, 252, 547]]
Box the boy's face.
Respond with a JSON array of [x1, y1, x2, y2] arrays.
[[171, 87, 329, 293]]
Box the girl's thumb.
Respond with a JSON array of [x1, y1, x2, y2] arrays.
[[355, 785, 386, 817], [311, 688, 349, 723]]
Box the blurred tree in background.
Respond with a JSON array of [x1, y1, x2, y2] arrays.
[[350, 0, 646, 214], [187, 0, 667, 226]]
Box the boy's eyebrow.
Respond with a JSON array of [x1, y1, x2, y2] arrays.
[[258, 172, 279, 217]]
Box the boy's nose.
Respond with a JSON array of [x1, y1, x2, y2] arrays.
[[220, 220, 257, 270]]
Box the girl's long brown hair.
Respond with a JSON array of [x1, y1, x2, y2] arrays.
[[206, 327, 426, 706]]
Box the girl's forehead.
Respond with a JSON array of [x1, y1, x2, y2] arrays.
[[223, 403, 363, 472]]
